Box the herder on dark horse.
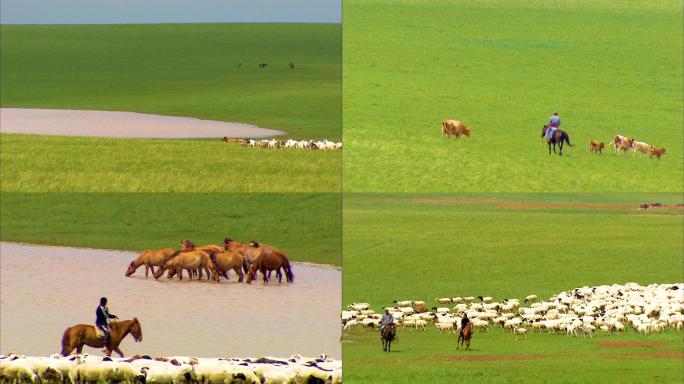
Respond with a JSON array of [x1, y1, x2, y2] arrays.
[[542, 112, 573, 155], [380, 309, 396, 352]]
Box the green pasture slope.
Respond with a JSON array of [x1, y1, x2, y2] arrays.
[[0, 193, 341, 266], [342, 194, 684, 383], [343, 0, 683, 192], [1, 23, 341, 140], [0, 134, 340, 193]]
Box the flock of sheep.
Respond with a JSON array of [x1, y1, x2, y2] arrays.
[[222, 138, 342, 151], [0, 353, 341, 384], [342, 283, 684, 340]]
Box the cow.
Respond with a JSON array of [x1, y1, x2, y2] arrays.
[[589, 140, 605, 154], [649, 146, 666, 159], [632, 141, 653, 157], [608, 135, 635, 155], [441, 120, 471, 140]]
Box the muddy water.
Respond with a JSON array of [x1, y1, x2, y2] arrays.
[[0, 108, 284, 138], [0, 242, 340, 358]]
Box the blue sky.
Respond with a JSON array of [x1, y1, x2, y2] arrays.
[[0, 0, 341, 24]]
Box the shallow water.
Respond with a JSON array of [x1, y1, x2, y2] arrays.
[[0, 108, 284, 138], [0, 242, 340, 358]]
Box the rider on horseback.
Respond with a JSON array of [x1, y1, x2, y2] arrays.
[[379, 309, 394, 336], [96, 297, 118, 353], [546, 112, 561, 139], [459, 312, 471, 338]]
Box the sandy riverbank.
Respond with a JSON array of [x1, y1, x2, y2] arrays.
[[0, 108, 284, 139]]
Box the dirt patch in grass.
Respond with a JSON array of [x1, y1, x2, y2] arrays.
[[599, 341, 668, 349], [604, 351, 684, 360], [421, 354, 547, 362], [412, 197, 632, 211], [413, 198, 684, 212]]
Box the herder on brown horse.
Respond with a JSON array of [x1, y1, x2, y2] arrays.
[[61, 304, 142, 357], [457, 313, 473, 351], [380, 309, 397, 352]]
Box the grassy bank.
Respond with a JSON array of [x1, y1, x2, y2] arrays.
[[0, 134, 341, 193], [1, 192, 341, 265], [1, 23, 341, 140]]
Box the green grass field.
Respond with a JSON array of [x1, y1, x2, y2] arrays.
[[1, 192, 341, 265], [0, 134, 340, 192], [1, 23, 341, 140], [343, 0, 683, 192], [342, 193, 683, 383]]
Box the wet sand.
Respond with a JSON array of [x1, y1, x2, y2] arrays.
[[0, 108, 285, 139], [0, 242, 340, 358]]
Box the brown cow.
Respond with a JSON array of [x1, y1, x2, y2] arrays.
[[441, 120, 471, 140], [649, 146, 666, 159], [589, 140, 605, 154]]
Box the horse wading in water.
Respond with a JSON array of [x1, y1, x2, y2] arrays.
[[61, 318, 142, 357]]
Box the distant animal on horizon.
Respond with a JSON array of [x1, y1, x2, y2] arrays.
[[258, 63, 268, 69], [289, 62, 295, 69], [238, 63, 242, 69], [441, 120, 471, 140], [589, 140, 605, 154]]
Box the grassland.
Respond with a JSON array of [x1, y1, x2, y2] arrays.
[[342, 193, 683, 383], [0, 134, 340, 192], [0, 192, 341, 265], [1, 23, 341, 140], [343, 0, 683, 192], [344, 328, 683, 384]]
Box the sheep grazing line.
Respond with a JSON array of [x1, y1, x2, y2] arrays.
[[0, 353, 341, 384], [222, 137, 342, 151], [342, 283, 684, 340]]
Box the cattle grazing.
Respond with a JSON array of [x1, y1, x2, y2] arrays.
[[258, 63, 268, 69], [608, 135, 635, 155], [289, 62, 295, 69], [632, 141, 653, 157], [649, 146, 666, 159], [589, 140, 605, 154], [441, 120, 471, 140]]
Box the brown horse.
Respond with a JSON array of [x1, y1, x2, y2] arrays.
[[541, 125, 573, 156], [457, 323, 473, 351], [245, 251, 294, 284], [125, 248, 177, 278], [181, 240, 223, 277], [61, 319, 142, 357], [381, 324, 396, 352], [153, 249, 219, 282], [213, 251, 248, 282], [223, 239, 278, 267]]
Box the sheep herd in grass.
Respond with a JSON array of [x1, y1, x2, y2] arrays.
[[222, 137, 342, 151], [342, 283, 684, 340], [0, 353, 341, 384]]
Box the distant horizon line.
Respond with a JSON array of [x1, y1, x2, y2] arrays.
[[0, 21, 341, 26]]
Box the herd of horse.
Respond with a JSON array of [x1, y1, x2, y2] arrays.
[[125, 238, 294, 284]]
